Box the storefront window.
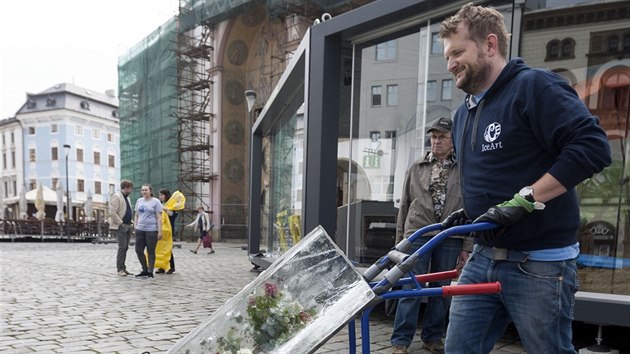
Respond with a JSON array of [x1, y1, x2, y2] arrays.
[[260, 108, 304, 257]]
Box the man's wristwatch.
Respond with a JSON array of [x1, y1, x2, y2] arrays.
[[519, 186, 545, 210]]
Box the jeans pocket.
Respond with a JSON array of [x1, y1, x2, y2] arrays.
[[517, 259, 565, 279]]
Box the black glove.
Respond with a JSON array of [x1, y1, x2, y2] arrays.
[[473, 193, 535, 242], [442, 208, 470, 228]]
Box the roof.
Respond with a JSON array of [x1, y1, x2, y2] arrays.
[[35, 83, 118, 106]]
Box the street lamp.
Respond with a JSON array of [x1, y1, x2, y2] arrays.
[[244, 90, 257, 257], [245, 90, 257, 117], [63, 144, 71, 241]]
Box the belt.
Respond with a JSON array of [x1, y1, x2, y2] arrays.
[[476, 246, 529, 262]]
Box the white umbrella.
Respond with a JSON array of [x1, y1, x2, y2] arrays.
[[35, 183, 46, 220], [0, 182, 4, 220], [18, 186, 27, 219], [84, 191, 93, 222], [55, 181, 65, 222]]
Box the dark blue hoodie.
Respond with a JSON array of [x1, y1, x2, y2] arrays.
[[452, 58, 612, 251]]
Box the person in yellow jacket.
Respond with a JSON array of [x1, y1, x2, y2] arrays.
[[152, 190, 186, 273]]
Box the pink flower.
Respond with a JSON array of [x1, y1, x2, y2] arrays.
[[264, 282, 278, 298], [299, 311, 311, 323]]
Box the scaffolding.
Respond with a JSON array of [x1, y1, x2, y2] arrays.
[[175, 5, 216, 223]]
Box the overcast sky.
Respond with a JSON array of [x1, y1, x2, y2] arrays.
[[0, 0, 179, 118]]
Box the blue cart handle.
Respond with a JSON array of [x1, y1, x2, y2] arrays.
[[370, 222, 497, 295]]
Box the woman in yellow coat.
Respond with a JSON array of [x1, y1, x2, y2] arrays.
[[153, 190, 186, 273]]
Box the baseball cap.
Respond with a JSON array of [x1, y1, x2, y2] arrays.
[[426, 117, 452, 133]]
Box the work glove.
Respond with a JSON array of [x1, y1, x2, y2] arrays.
[[442, 208, 470, 228], [473, 193, 535, 242]]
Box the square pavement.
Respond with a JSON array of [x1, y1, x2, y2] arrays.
[[0, 241, 525, 353]]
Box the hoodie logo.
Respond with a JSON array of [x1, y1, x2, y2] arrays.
[[482, 122, 503, 152]]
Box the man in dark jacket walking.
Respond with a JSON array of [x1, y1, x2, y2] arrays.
[[439, 4, 611, 354]]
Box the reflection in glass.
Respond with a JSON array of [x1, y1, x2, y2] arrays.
[[261, 107, 304, 257]]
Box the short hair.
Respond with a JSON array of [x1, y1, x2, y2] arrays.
[[439, 3, 510, 58], [120, 179, 133, 189], [159, 188, 171, 200]]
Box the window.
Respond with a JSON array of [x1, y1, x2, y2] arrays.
[[75, 126, 83, 135], [376, 40, 397, 61], [77, 179, 85, 192], [29, 179, 36, 190], [46, 97, 56, 107], [431, 33, 443, 54], [10, 132, 13, 143], [95, 181, 102, 195], [427, 80, 437, 101], [77, 148, 84, 162], [546, 39, 560, 60], [51, 124, 58, 133], [26, 99, 36, 109], [107, 133, 114, 143], [387, 84, 398, 106], [2, 134, 4, 145], [93, 151, 101, 165], [93, 129, 100, 139], [608, 35, 619, 52], [108, 154, 115, 168], [28, 127, 35, 135], [80, 100, 90, 110], [561, 38, 575, 58], [441, 79, 453, 100], [624, 34, 630, 53], [2, 153, 5, 169], [29, 148, 36, 162], [371, 86, 382, 106], [52, 178, 59, 190], [51, 147, 58, 161], [11, 151, 15, 168], [3, 182, 7, 198], [109, 184, 115, 195]]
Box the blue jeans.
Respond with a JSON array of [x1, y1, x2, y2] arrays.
[[391, 236, 462, 346], [445, 245, 578, 354]]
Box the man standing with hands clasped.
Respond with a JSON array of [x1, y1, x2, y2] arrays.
[[109, 180, 134, 276], [438, 4, 611, 354]]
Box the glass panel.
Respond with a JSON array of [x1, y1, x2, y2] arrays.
[[169, 226, 375, 353], [261, 106, 304, 257], [521, 1, 629, 296]]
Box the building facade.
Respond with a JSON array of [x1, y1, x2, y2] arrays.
[[0, 83, 120, 221]]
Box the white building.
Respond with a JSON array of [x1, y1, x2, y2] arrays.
[[0, 83, 120, 221]]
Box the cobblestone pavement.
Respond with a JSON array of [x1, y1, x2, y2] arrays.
[[0, 241, 525, 354]]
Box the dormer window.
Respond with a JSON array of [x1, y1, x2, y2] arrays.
[[26, 99, 36, 109], [112, 110, 118, 118], [46, 97, 56, 107], [80, 100, 90, 110]]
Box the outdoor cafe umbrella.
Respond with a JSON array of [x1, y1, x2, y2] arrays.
[[0, 182, 4, 219], [84, 191, 93, 221], [35, 183, 46, 220], [18, 187, 27, 219], [55, 181, 65, 222]]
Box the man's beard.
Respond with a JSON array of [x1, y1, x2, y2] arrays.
[[458, 52, 491, 94]]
